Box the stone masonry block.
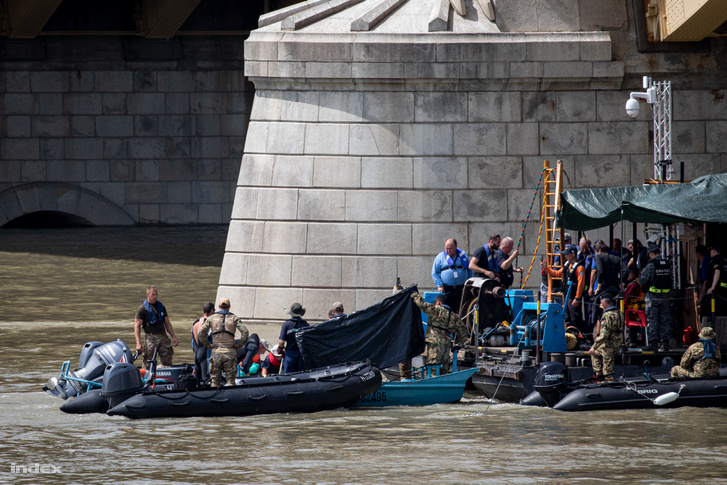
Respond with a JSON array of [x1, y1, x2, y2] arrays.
[[160, 203, 198, 224], [7, 116, 30, 137], [64, 94, 102, 114], [104, 139, 127, 159], [46, 160, 85, 182], [349, 123, 400, 156], [230, 187, 259, 219], [133, 71, 156, 92], [578, 0, 627, 30], [304, 123, 349, 155], [363, 92, 414, 123], [453, 189, 508, 221], [253, 287, 302, 320], [588, 122, 649, 155], [69, 71, 94, 92], [397, 255, 437, 289], [6, 72, 29, 92], [454, 123, 506, 157], [129, 138, 166, 159], [468, 91, 521, 123], [168, 181, 192, 203], [165, 93, 189, 114], [361, 157, 413, 188], [313, 156, 361, 188], [411, 222, 469, 255], [96, 116, 134, 137], [298, 189, 346, 220], [400, 123, 453, 156], [272, 155, 314, 186], [135, 160, 159, 181], [263, 222, 308, 253], [675, 154, 720, 180], [38, 93, 63, 115], [280, 90, 320, 122], [508, 188, 541, 222], [266, 61, 306, 78], [225, 220, 265, 252], [397, 190, 453, 222], [3, 93, 36, 114], [248, 254, 293, 286], [352, 41, 436, 63], [506, 123, 540, 156], [305, 62, 353, 79], [469, 157, 523, 189], [535, 0, 580, 31], [672, 121, 705, 154], [707, 121, 727, 154], [195, 115, 221, 136], [539, 122, 588, 155], [455, 42, 527, 63], [674, 90, 727, 121], [127, 93, 165, 115], [244, 121, 269, 153], [292, 256, 343, 287], [302, 288, 356, 321], [318, 91, 363, 123], [352, 62, 404, 79], [412, 157, 467, 189], [556, 91, 596, 122], [278, 41, 351, 63], [543, 62, 593, 79], [189, 93, 227, 115], [526, 40, 579, 62], [30, 72, 69, 92], [95, 72, 133, 92], [341, 256, 398, 288], [221, 114, 248, 137], [109, 160, 134, 182], [521, 92, 557, 122], [256, 187, 298, 219], [591, 62, 624, 79], [250, 91, 282, 121], [20, 161, 45, 182], [219, 253, 249, 285], [157, 71, 195, 93], [192, 137, 229, 159], [65, 138, 103, 160], [266, 122, 305, 154], [126, 182, 168, 204], [102, 93, 127, 115], [357, 223, 411, 254], [346, 190, 397, 221], [307, 222, 359, 254], [239, 154, 274, 186], [415, 92, 466, 123], [40, 138, 64, 159], [85, 160, 109, 182], [192, 181, 231, 204], [32, 116, 70, 137], [574, 154, 630, 187], [510, 62, 544, 79]]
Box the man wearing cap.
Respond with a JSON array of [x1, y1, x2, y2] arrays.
[[410, 291, 469, 373], [328, 302, 346, 320], [262, 345, 284, 377], [671, 327, 721, 378], [638, 243, 673, 351], [134, 285, 179, 369], [432, 238, 472, 310], [541, 245, 586, 331], [706, 244, 727, 316], [279, 303, 310, 373], [198, 297, 249, 387]]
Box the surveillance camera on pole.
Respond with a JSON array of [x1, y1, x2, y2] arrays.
[[625, 76, 657, 118]]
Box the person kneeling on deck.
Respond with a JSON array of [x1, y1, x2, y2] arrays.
[[410, 292, 469, 374], [588, 297, 623, 382], [198, 298, 249, 387], [670, 327, 721, 379]]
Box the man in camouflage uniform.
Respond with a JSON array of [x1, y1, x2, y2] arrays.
[[671, 327, 722, 378], [638, 244, 673, 351], [588, 297, 624, 382], [411, 292, 469, 373], [198, 297, 249, 387]]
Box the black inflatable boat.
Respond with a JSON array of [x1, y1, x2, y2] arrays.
[[62, 360, 382, 418]]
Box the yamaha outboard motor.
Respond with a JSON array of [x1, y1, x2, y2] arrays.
[[532, 361, 569, 407], [45, 340, 134, 399], [101, 362, 145, 409]]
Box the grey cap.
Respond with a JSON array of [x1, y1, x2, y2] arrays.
[[288, 302, 306, 316]]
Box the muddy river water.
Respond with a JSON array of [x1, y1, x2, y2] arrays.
[[1, 227, 726, 484]]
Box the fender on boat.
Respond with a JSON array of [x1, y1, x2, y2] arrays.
[[60, 389, 109, 414]]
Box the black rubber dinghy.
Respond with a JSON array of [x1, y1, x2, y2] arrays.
[[107, 361, 382, 419], [553, 375, 727, 411]]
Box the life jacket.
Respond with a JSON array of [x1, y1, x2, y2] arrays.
[[445, 249, 466, 270], [648, 257, 672, 292], [563, 260, 582, 288], [142, 300, 167, 329], [208, 311, 236, 349], [268, 353, 281, 367], [481, 244, 497, 273]]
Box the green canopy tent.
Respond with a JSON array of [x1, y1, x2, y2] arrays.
[[556, 173, 727, 231]]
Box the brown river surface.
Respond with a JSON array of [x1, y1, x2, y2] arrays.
[[1, 227, 727, 484]]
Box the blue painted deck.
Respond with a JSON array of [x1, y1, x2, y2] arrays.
[[355, 367, 478, 407]]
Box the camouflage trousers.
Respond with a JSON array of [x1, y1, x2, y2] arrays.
[[670, 360, 720, 379], [143, 332, 173, 369], [426, 332, 452, 374], [591, 346, 616, 381], [209, 349, 238, 387]]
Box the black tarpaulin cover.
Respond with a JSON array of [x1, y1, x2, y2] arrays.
[[556, 174, 727, 231], [295, 286, 425, 370]]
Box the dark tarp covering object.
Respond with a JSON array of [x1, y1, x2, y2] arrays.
[[556, 174, 727, 231], [295, 286, 426, 370]]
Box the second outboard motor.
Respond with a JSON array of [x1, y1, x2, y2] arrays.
[[532, 361, 569, 407], [50, 340, 133, 399], [101, 362, 145, 408]]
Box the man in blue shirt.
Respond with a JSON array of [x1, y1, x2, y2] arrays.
[[431, 238, 471, 312], [278, 303, 310, 373]]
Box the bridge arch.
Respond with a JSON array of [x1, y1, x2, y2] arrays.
[[0, 183, 135, 227]]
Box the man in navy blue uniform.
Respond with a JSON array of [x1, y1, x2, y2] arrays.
[[469, 234, 501, 281]]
